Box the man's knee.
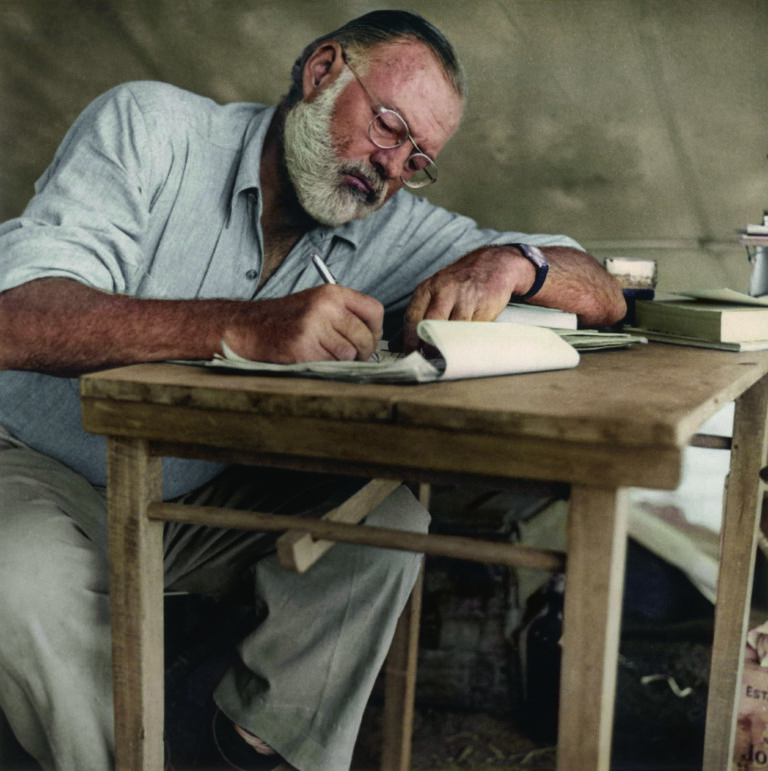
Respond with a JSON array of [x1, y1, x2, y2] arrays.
[[365, 484, 430, 534], [0, 443, 108, 553], [0, 498, 108, 647]]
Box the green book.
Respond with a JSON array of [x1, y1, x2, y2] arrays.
[[634, 299, 768, 343]]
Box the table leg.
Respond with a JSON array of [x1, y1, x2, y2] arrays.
[[381, 566, 424, 771], [107, 437, 164, 771], [557, 484, 629, 771], [703, 376, 768, 771]]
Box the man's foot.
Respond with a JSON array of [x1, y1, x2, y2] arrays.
[[212, 710, 290, 770]]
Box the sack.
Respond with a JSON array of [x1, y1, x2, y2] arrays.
[[734, 631, 768, 769]]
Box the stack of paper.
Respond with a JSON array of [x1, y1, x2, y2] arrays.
[[208, 320, 582, 383], [495, 302, 577, 329], [740, 214, 768, 244]]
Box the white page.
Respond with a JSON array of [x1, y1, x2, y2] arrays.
[[676, 288, 768, 307], [417, 320, 580, 380]]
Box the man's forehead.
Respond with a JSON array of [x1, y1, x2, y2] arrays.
[[362, 41, 465, 131], [363, 40, 454, 87]]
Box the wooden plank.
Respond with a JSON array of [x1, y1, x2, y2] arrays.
[[381, 567, 424, 771], [80, 349, 768, 451], [380, 484, 429, 771], [79, 362, 399, 422], [393, 345, 768, 447], [150, 441, 571, 498], [80, 399, 684, 490], [690, 433, 732, 450], [557, 485, 629, 771], [276, 478, 402, 572], [703, 374, 768, 770], [148, 502, 566, 571], [107, 437, 164, 771]]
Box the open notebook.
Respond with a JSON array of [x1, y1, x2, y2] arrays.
[[203, 320, 581, 384]]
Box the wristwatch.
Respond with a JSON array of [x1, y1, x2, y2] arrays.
[[509, 243, 549, 299]]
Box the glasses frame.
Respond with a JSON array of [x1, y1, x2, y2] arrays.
[[342, 54, 438, 189]]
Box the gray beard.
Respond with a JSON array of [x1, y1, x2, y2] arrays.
[[282, 70, 387, 227]]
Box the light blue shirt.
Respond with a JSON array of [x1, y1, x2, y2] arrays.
[[0, 81, 581, 498]]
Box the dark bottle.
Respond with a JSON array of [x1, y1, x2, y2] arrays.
[[522, 573, 565, 744]]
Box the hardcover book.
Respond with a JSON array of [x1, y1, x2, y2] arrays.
[[634, 299, 768, 343]]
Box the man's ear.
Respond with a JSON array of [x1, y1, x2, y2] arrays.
[[302, 41, 345, 99]]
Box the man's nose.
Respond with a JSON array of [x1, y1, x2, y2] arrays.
[[370, 145, 411, 182]]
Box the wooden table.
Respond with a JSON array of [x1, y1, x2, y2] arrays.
[[80, 343, 768, 771]]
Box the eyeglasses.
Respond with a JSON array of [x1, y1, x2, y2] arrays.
[[343, 54, 438, 189]]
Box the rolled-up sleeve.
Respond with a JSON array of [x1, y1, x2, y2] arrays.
[[0, 84, 156, 295]]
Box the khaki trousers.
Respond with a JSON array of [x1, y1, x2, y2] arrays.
[[0, 432, 427, 771]]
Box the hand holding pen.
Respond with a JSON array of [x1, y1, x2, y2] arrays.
[[311, 253, 380, 362]]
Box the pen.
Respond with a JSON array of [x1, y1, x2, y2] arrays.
[[310, 253, 379, 362], [311, 252, 337, 285]]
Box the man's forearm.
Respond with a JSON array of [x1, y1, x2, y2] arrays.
[[526, 245, 626, 327], [0, 277, 385, 377], [403, 244, 626, 350], [0, 278, 231, 377]]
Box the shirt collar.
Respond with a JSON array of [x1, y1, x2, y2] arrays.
[[231, 104, 277, 204], [325, 216, 371, 249]]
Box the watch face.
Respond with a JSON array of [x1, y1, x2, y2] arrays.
[[527, 245, 547, 267]]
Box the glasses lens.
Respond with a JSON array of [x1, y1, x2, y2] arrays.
[[402, 154, 438, 189], [406, 153, 432, 172], [367, 107, 439, 189], [369, 109, 407, 149]]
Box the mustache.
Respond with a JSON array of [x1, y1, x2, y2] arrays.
[[339, 162, 387, 203]]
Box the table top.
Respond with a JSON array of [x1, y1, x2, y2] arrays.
[[80, 343, 768, 490]]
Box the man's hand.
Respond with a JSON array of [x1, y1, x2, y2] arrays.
[[403, 246, 534, 351], [223, 285, 383, 363]]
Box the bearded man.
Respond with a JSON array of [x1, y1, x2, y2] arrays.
[[0, 10, 624, 771]]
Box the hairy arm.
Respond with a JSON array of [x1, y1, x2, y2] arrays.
[[0, 278, 383, 377], [403, 245, 625, 349]]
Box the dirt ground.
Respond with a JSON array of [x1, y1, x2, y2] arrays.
[[351, 632, 712, 771], [353, 707, 557, 771]]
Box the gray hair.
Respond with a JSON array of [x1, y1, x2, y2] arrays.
[[284, 10, 467, 107]]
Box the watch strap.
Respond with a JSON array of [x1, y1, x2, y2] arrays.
[[509, 243, 549, 299]]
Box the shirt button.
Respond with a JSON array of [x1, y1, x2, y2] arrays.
[[245, 269, 259, 280]]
